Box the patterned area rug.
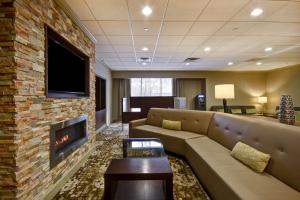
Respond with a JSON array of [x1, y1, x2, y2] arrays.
[[53, 123, 210, 200]]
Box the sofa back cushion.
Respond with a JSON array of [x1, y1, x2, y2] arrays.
[[207, 113, 300, 191], [146, 108, 214, 135]]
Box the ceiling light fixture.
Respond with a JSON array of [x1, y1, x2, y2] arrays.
[[204, 47, 211, 52], [228, 62, 234, 66], [142, 62, 147, 66], [264, 47, 272, 52], [142, 47, 149, 52], [144, 28, 149, 31], [142, 6, 152, 16], [251, 8, 263, 17], [256, 62, 262, 66], [185, 62, 190, 66]]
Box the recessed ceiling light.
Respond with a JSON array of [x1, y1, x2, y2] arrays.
[[144, 28, 149, 31], [185, 62, 190, 66], [256, 62, 262, 65], [264, 47, 272, 52], [142, 47, 149, 52], [228, 62, 234, 66], [142, 6, 152, 16], [204, 47, 211, 52], [251, 8, 263, 17], [142, 62, 147, 66]]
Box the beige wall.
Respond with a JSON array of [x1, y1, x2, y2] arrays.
[[266, 65, 300, 113], [112, 71, 267, 110], [96, 62, 112, 125]]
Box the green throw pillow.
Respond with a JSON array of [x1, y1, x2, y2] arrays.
[[231, 108, 242, 114], [216, 108, 224, 113], [246, 108, 257, 114], [295, 111, 300, 121]]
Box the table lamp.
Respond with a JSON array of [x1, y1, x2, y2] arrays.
[[258, 96, 268, 114], [215, 84, 235, 113]]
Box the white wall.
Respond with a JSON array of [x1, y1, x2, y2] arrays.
[[96, 61, 112, 125]]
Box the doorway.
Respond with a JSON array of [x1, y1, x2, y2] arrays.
[[95, 75, 106, 129]]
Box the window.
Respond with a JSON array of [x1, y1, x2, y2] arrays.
[[130, 78, 173, 97]]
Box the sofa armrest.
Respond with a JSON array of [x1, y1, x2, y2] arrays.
[[129, 118, 147, 130]]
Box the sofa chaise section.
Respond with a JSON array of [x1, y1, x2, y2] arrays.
[[129, 108, 214, 155]]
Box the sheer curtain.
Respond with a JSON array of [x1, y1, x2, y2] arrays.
[[130, 78, 172, 96]]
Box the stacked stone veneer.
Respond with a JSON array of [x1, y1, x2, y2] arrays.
[[0, 0, 96, 199]]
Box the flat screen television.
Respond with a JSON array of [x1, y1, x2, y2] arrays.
[[46, 26, 90, 98]]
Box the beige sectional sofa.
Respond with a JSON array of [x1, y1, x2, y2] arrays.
[[129, 108, 300, 200]]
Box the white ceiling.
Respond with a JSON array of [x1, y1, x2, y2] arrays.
[[65, 0, 300, 71]]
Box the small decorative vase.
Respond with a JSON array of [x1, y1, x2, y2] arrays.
[[278, 95, 295, 125]]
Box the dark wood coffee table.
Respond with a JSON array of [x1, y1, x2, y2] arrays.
[[103, 157, 173, 200]]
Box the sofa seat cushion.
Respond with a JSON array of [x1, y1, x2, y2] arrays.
[[130, 125, 203, 155], [185, 137, 300, 200]]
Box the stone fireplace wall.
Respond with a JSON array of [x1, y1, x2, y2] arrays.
[[0, 0, 96, 199]]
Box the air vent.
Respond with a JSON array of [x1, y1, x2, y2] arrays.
[[138, 57, 151, 64], [184, 57, 200, 62], [244, 58, 261, 62]]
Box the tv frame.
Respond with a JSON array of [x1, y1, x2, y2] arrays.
[[45, 25, 90, 98]]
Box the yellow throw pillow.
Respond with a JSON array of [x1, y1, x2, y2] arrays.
[[231, 142, 271, 173], [162, 119, 181, 131]]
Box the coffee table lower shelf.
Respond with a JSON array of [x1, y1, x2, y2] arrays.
[[103, 157, 173, 200]]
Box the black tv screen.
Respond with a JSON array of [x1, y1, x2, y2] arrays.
[[46, 26, 89, 97]]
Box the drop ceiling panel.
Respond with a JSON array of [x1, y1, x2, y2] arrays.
[[85, 0, 128, 20], [165, 0, 209, 21], [189, 22, 224, 36], [232, 0, 288, 21], [107, 36, 132, 45], [65, 0, 300, 71], [158, 36, 184, 45], [113, 45, 134, 53], [156, 45, 177, 53], [127, 0, 168, 21], [96, 52, 119, 58], [131, 21, 161, 35], [95, 45, 115, 53], [65, 0, 94, 20], [267, 2, 300, 22], [82, 21, 104, 35], [99, 21, 130, 35], [117, 52, 136, 58], [94, 36, 110, 45], [216, 22, 256, 36], [161, 22, 193, 36], [247, 22, 300, 36], [181, 36, 208, 45], [134, 36, 157, 45], [198, 0, 248, 21]]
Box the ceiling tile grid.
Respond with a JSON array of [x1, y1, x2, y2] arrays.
[[65, 0, 300, 71]]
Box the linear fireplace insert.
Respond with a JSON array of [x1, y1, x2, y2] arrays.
[[50, 115, 88, 169]]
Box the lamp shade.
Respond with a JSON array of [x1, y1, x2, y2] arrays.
[[215, 84, 235, 99], [258, 96, 268, 104]]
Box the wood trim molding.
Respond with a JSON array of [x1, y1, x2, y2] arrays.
[[54, 0, 97, 44]]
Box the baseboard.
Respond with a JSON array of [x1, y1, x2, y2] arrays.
[[96, 124, 107, 134], [41, 144, 97, 200]]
